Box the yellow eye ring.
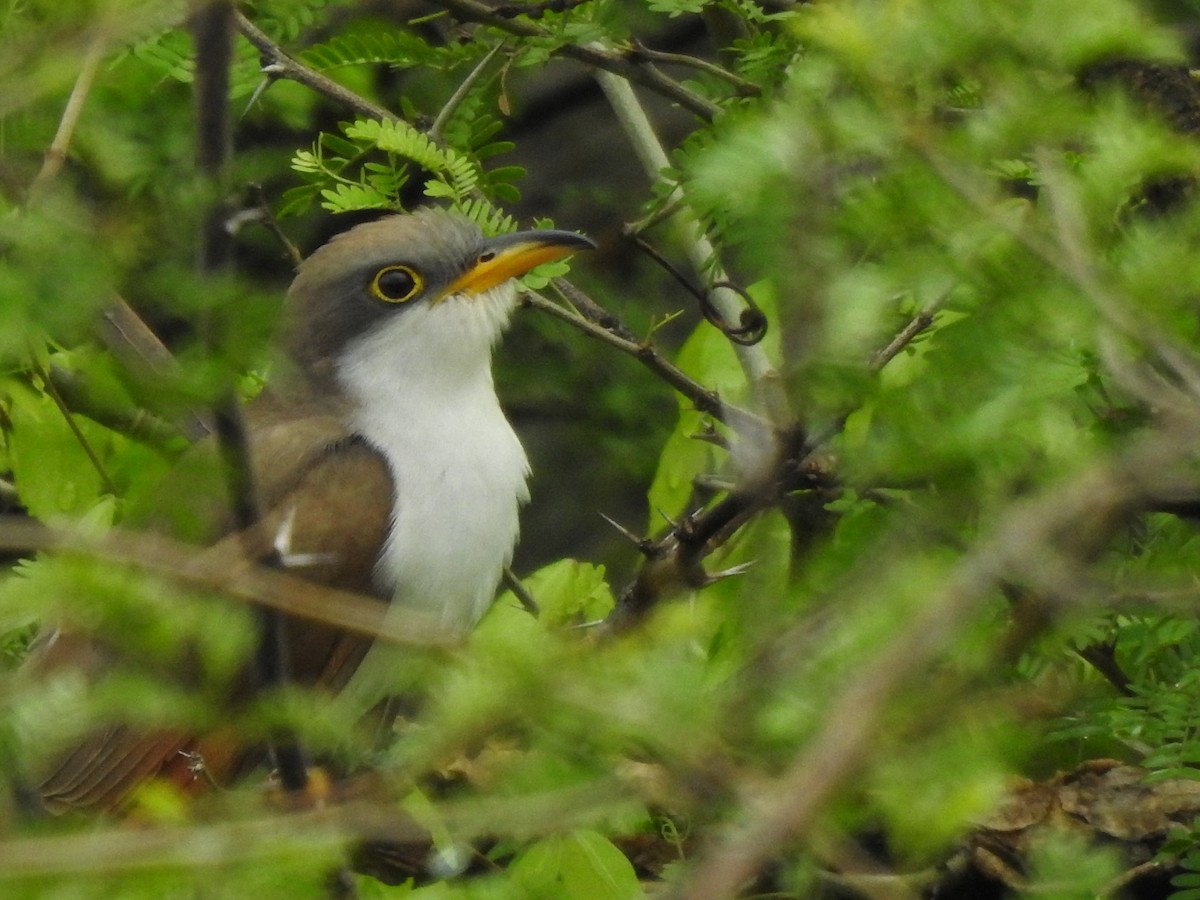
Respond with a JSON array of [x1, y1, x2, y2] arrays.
[[370, 265, 423, 304]]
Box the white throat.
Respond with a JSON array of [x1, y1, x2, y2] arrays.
[[335, 285, 530, 632]]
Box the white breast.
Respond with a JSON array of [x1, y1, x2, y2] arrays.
[[335, 286, 529, 633]]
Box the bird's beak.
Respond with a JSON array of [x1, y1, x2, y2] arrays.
[[442, 228, 596, 299]]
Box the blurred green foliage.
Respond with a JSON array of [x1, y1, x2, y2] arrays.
[[5, 0, 1200, 897]]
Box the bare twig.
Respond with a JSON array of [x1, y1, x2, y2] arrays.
[[234, 11, 396, 123], [428, 0, 722, 121], [20, 29, 209, 452], [868, 309, 937, 372], [0, 779, 632, 880], [29, 35, 108, 195], [551, 278, 638, 342], [492, 0, 594, 18], [239, 184, 304, 268]]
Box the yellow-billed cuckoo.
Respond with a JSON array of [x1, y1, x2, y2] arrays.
[[31, 208, 594, 812]]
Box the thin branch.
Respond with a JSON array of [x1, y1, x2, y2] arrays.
[[0, 779, 631, 879], [624, 195, 686, 236], [868, 309, 937, 372], [628, 40, 762, 97], [29, 361, 117, 496], [234, 11, 396, 123], [602, 467, 792, 633], [18, 32, 209, 456], [428, 0, 722, 121], [551, 277, 639, 342], [29, 35, 108, 195], [523, 287, 767, 434], [502, 566, 540, 617], [0, 516, 459, 649], [430, 42, 505, 143], [231, 185, 304, 269], [97, 295, 213, 442], [0, 803, 422, 878]]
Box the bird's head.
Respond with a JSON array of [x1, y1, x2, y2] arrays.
[[281, 208, 594, 387]]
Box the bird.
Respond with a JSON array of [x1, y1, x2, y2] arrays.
[[26, 208, 595, 813]]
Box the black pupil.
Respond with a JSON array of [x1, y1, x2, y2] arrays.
[[378, 268, 415, 299], [479, 251, 496, 263]]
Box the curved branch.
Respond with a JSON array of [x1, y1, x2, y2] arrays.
[[427, 0, 722, 121]]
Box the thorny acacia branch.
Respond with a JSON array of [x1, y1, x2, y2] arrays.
[[430, 42, 504, 143]]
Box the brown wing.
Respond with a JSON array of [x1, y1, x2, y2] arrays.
[[32, 397, 394, 812]]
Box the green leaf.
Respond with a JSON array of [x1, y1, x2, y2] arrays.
[[510, 830, 643, 900], [511, 559, 614, 626], [3, 379, 113, 521]]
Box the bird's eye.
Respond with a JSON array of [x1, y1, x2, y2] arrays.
[[370, 265, 422, 303], [478, 251, 496, 264]]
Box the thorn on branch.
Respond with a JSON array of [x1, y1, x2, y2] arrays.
[[600, 512, 659, 558], [691, 421, 729, 449], [700, 561, 755, 586]]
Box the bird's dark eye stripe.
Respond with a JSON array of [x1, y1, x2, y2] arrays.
[[370, 265, 422, 304]]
